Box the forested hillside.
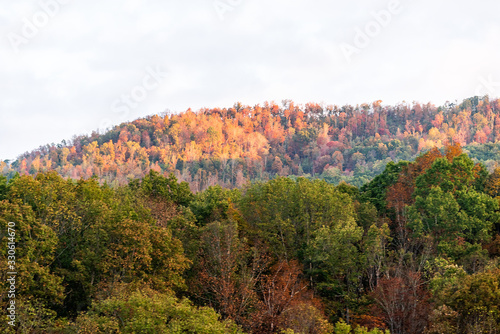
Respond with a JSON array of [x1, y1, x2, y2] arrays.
[[1, 143, 500, 333], [3, 96, 500, 189], [2, 96, 500, 333]]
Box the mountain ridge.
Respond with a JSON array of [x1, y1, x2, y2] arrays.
[[3, 96, 500, 190]]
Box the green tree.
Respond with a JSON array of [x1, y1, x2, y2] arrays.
[[72, 287, 244, 333], [190, 185, 241, 226], [0, 200, 63, 333], [136, 170, 194, 207], [240, 177, 357, 263], [360, 161, 409, 216], [4, 172, 190, 318], [429, 263, 500, 334], [363, 223, 392, 290], [407, 155, 499, 265], [334, 319, 389, 334]]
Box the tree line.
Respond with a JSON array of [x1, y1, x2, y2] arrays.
[[4, 96, 500, 189]]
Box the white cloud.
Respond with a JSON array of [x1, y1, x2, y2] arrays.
[[1, 0, 499, 160]]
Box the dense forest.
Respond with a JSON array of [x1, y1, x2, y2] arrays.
[[1, 143, 500, 333], [3, 96, 500, 189], [1, 96, 500, 333]]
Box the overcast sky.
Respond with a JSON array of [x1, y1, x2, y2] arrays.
[[1, 0, 499, 160]]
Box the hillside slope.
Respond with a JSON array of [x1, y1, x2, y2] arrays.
[[3, 96, 500, 190]]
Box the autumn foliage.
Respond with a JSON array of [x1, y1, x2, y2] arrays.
[[2, 96, 500, 333], [4, 96, 500, 191]]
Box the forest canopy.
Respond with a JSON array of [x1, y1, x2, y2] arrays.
[[3, 96, 500, 190], [1, 141, 500, 333], [2, 96, 500, 333]]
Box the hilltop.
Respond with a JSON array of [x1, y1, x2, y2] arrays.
[[3, 96, 500, 190]]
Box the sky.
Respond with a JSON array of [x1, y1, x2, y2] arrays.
[[1, 0, 499, 161]]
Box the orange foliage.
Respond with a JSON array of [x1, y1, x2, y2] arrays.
[[8, 97, 500, 190], [351, 314, 388, 331], [387, 143, 463, 223]]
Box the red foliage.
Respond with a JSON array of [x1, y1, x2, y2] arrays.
[[254, 260, 322, 334], [351, 314, 388, 331], [372, 272, 431, 334]]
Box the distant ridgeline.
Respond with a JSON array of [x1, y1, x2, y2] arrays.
[[3, 96, 500, 190]]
